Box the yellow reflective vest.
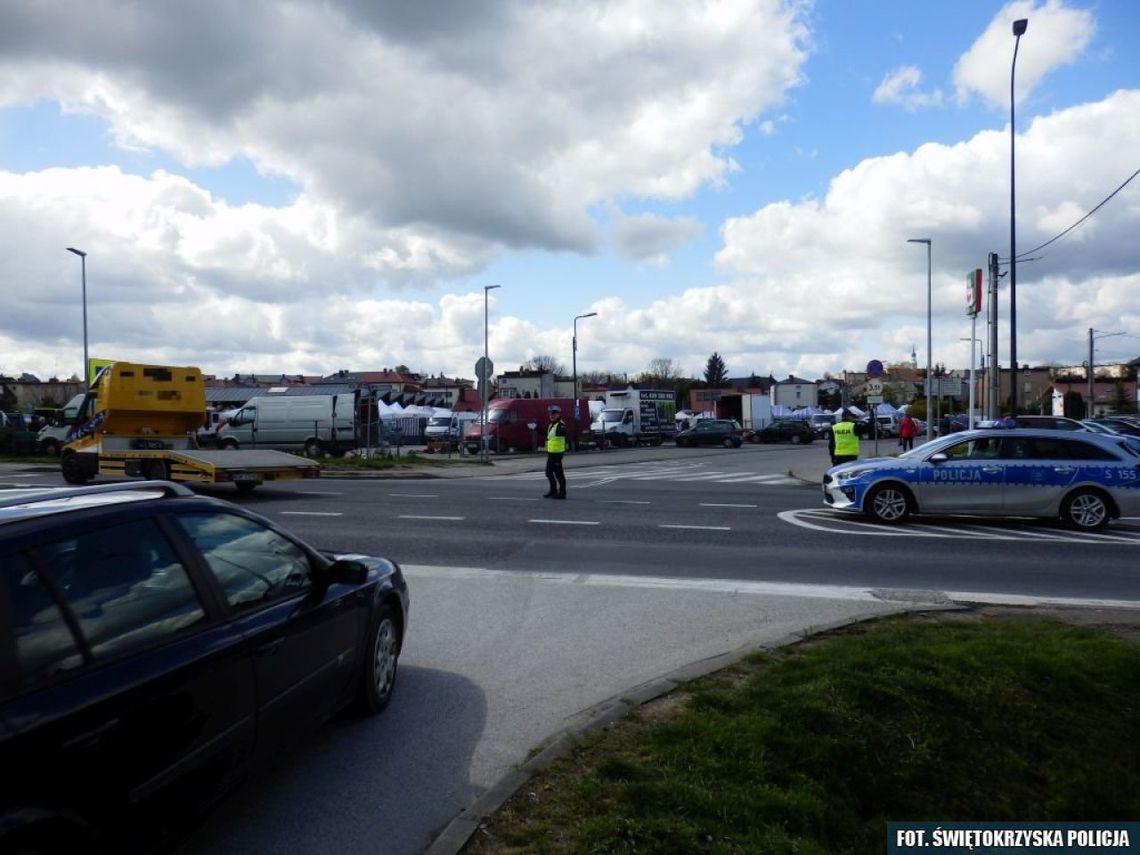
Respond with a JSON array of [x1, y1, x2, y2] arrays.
[[546, 420, 567, 453], [832, 421, 859, 457]]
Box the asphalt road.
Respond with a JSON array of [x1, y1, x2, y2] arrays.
[[3, 446, 1137, 855]]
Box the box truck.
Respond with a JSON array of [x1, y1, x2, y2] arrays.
[[462, 398, 590, 454], [590, 387, 676, 447], [215, 394, 357, 456]]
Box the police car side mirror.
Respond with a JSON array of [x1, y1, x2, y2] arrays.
[[929, 453, 948, 463]]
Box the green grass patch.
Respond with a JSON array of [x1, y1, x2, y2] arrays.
[[463, 615, 1140, 854], [318, 450, 487, 470]]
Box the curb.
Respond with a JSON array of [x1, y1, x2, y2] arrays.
[[424, 603, 961, 855]]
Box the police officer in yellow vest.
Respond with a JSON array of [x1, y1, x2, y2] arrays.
[[828, 409, 860, 466], [544, 404, 568, 499]]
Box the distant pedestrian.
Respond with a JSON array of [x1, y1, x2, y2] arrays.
[[543, 404, 568, 499], [1001, 412, 1017, 429], [898, 412, 918, 451], [829, 409, 859, 467]]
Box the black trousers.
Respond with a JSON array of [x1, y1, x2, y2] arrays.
[[545, 453, 566, 495]]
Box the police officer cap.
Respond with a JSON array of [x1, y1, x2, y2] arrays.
[[548, 404, 561, 413]]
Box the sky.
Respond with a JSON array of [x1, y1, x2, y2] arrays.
[[1, 0, 1138, 386]]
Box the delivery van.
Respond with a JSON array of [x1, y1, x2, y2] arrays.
[[215, 394, 357, 456], [424, 411, 479, 452], [463, 398, 591, 454]]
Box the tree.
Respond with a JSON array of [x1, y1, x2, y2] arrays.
[[703, 352, 728, 386], [639, 358, 685, 385], [524, 354, 565, 374]]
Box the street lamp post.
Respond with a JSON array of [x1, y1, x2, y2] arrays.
[[481, 285, 500, 462], [908, 238, 933, 441], [572, 312, 597, 451], [66, 247, 89, 385], [1009, 17, 1028, 415]]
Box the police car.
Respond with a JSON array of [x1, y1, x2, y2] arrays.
[[822, 429, 1140, 530]]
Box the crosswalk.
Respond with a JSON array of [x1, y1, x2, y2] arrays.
[[478, 461, 805, 488]]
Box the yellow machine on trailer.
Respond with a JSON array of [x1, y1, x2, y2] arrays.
[[60, 363, 320, 492]]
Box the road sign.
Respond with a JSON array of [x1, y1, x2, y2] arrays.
[[475, 357, 494, 383], [866, 379, 883, 395], [866, 360, 884, 378], [866, 395, 884, 404], [966, 268, 983, 317]]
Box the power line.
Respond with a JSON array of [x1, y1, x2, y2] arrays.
[[999, 167, 1140, 263]]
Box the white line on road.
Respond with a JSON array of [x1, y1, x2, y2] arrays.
[[529, 519, 601, 526], [700, 502, 758, 508], [659, 524, 732, 531], [596, 499, 651, 505], [279, 511, 344, 517], [398, 514, 465, 521], [389, 493, 440, 498], [400, 564, 1140, 610]]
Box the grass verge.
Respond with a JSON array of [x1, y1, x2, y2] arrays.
[[318, 450, 487, 470], [462, 613, 1140, 855]]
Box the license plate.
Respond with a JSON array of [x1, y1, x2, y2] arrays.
[[232, 473, 258, 482]]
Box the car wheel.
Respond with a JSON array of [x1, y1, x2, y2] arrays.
[[790, 434, 802, 445], [304, 438, 322, 458], [144, 460, 169, 480], [220, 438, 239, 450], [60, 452, 91, 485], [864, 483, 911, 524], [42, 439, 61, 456], [235, 481, 258, 494], [722, 437, 734, 448], [355, 603, 400, 715], [1061, 488, 1111, 530]]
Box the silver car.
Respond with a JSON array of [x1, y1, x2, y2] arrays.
[[822, 429, 1140, 530]]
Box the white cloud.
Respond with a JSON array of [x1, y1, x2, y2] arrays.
[[872, 66, 944, 111], [952, 0, 1095, 109], [611, 212, 703, 264]]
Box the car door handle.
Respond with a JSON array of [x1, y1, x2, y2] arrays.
[[62, 717, 121, 750], [981, 466, 1002, 474], [254, 637, 284, 656]]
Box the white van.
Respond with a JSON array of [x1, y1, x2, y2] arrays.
[[215, 394, 357, 457], [423, 412, 479, 443]]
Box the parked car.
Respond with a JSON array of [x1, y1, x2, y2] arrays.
[[0, 482, 409, 855], [1012, 415, 1087, 431], [808, 413, 836, 437], [674, 419, 743, 448], [854, 414, 899, 439], [753, 420, 815, 445], [822, 429, 1140, 529], [1091, 417, 1140, 438]]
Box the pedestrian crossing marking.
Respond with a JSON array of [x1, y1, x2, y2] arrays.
[[477, 461, 803, 488]]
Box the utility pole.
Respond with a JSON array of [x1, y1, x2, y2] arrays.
[[1087, 327, 1094, 419], [987, 252, 1000, 419]]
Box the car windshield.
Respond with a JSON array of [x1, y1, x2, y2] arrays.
[[427, 417, 451, 427], [488, 409, 509, 423], [599, 409, 624, 423]]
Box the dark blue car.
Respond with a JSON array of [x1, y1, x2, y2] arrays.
[[0, 482, 409, 854]]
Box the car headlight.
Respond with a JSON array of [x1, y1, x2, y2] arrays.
[[836, 467, 875, 480]]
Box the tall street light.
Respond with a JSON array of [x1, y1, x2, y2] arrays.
[[572, 312, 597, 452], [908, 238, 933, 441], [1009, 17, 1028, 415], [481, 285, 500, 462], [66, 247, 89, 386]]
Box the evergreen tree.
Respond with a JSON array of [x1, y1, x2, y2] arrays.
[[704, 352, 728, 386]]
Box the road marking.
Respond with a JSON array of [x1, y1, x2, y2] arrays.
[[778, 508, 1140, 544], [597, 499, 651, 505], [279, 511, 343, 517], [700, 502, 757, 508], [389, 492, 439, 498], [529, 519, 600, 526], [486, 496, 541, 501], [659, 524, 732, 531], [398, 514, 464, 521], [401, 565, 1140, 610]]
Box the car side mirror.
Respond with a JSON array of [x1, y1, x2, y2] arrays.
[[325, 558, 368, 586], [929, 453, 948, 463]]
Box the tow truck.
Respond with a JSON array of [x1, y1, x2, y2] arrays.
[[60, 362, 320, 492]]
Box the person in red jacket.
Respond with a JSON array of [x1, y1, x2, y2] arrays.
[[898, 412, 919, 451]]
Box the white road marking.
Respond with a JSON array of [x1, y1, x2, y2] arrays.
[[398, 514, 464, 521], [401, 564, 1140, 610], [389, 493, 440, 498], [279, 511, 344, 517], [596, 499, 651, 505], [659, 524, 732, 531], [529, 519, 600, 526], [700, 502, 758, 509]]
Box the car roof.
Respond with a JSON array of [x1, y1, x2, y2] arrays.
[[0, 481, 198, 526]]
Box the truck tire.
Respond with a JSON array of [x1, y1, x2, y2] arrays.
[[144, 460, 169, 480], [61, 452, 92, 485], [220, 438, 239, 450], [42, 438, 62, 456]]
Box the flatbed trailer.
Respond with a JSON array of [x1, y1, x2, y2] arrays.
[[94, 448, 320, 492]]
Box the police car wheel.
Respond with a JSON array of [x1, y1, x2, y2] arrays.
[[1061, 489, 1110, 531], [865, 483, 911, 524]]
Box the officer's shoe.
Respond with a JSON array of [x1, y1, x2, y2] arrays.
[[543, 492, 555, 498]]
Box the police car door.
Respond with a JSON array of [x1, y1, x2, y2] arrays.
[[916, 435, 1007, 515], [1002, 435, 1081, 515]]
